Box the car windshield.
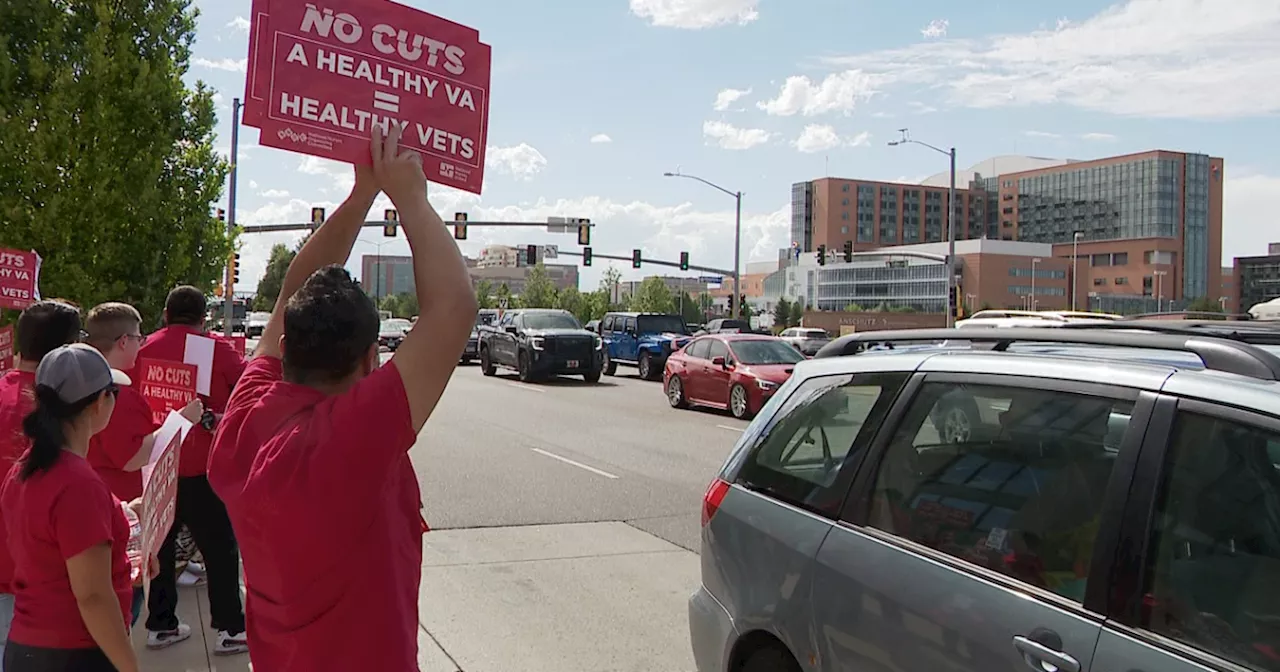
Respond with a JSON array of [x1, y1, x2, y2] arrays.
[[717, 320, 751, 332], [731, 340, 806, 365], [476, 312, 498, 326], [799, 329, 829, 338], [381, 319, 411, 333], [638, 315, 689, 334], [524, 312, 582, 330]]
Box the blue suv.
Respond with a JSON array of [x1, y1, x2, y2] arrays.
[[600, 312, 693, 380]]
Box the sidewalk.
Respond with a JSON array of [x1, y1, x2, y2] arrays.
[[133, 584, 252, 672]]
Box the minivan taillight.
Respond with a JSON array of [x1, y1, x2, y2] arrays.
[[702, 478, 731, 527]]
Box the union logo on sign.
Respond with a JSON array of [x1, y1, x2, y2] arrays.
[[277, 128, 308, 143], [439, 162, 456, 179]]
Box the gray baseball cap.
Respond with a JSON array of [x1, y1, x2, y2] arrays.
[[35, 343, 131, 404]]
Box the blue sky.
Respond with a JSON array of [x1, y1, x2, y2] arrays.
[[190, 0, 1280, 293]]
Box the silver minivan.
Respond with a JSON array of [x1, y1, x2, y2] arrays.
[[691, 324, 1280, 672]]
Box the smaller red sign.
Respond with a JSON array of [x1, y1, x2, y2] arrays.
[[0, 325, 13, 371], [137, 358, 198, 425], [0, 248, 42, 311], [141, 430, 180, 565]]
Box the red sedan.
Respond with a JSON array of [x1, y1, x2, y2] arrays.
[[663, 334, 804, 419]]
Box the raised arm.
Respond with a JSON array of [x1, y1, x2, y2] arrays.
[[374, 125, 478, 432], [255, 165, 380, 360]]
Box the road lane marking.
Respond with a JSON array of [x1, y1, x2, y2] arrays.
[[506, 382, 546, 393], [531, 448, 619, 479], [716, 424, 744, 433]]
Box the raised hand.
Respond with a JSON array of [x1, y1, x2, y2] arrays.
[[371, 123, 427, 207]]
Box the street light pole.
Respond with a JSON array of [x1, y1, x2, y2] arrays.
[[1031, 257, 1041, 311], [1154, 269, 1167, 313], [225, 98, 242, 332], [889, 129, 957, 327], [1072, 231, 1082, 311], [664, 171, 743, 320]]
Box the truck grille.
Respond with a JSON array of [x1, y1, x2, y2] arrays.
[[547, 336, 594, 361]]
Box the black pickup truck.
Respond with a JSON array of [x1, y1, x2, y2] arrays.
[[478, 309, 604, 383]]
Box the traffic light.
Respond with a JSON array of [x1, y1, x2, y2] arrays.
[[383, 209, 398, 237], [526, 244, 538, 266], [727, 294, 734, 313], [679, 251, 689, 271], [583, 246, 593, 267], [216, 208, 226, 222], [453, 212, 467, 240], [310, 207, 325, 229], [577, 219, 591, 246], [816, 244, 827, 266], [843, 240, 853, 263], [949, 285, 960, 319], [632, 249, 642, 269], [230, 253, 241, 284]]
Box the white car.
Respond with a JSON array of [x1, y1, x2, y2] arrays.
[[378, 319, 413, 351]]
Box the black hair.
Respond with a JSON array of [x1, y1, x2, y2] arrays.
[[282, 265, 379, 386], [16, 301, 82, 362], [19, 385, 105, 480], [164, 285, 207, 326]]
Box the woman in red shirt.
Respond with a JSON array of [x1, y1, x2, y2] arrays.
[[1, 344, 138, 672]]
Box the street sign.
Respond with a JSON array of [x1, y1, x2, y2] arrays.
[[541, 244, 559, 260], [698, 276, 724, 285]]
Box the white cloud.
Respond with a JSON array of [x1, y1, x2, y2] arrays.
[[713, 87, 752, 111], [248, 180, 259, 189], [1081, 132, 1117, 141], [589, 134, 613, 144], [629, 0, 759, 29], [485, 144, 548, 180], [820, 0, 1280, 119], [1224, 173, 1280, 263], [908, 101, 938, 114], [921, 19, 949, 39], [702, 120, 772, 150], [757, 70, 883, 116], [194, 57, 247, 73], [1024, 130, 1062, 138], [227, 16, 251, 34], [261, 189, 290, 198], [792, 125, 871, 153]]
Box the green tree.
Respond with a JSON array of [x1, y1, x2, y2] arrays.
[[394, 292, 419, 318], [555, 286, 587, 323], [698, 292, 714, 315], [631, 276, 674, 313], [677, 292, 702, 325], [844, 303, 863, 312], [789, 300, 805, 326], [773, 298, 792, 329], [495, 282, 516, 309], [474, 279, 495, 309], [1186, 296, 1226, 319], [252, 244, 295, 311], [521, 263, 558, 308], [599, 266, 623, 310], [379, 294, 401, 317], [0, 0, 232, 325]]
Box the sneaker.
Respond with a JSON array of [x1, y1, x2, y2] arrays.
[[214, 630, 250, 656], [146, 623, 192, 649], [177, 569, 206, 587], [186, 560, 207, 576]]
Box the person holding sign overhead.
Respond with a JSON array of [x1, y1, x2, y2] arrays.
[[133, 287, 247, 655], [83, 302, 203, 626], [0, 300, 82, 667], [0, 344, 145, 671], [208, 124, 477, 671]]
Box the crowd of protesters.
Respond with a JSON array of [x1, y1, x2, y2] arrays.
[[0, 126, 476, 670]]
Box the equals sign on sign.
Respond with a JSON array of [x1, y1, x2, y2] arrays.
[[373, 91, 400, 114]]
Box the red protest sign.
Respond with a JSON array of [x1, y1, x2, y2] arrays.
[[137, 358, 197, 425], [141, 430, 180, 565], [0, 326, 13, 372], [0, 248, 42, 311], [248, 0, 491, 194]]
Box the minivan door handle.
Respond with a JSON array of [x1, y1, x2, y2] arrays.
[[1012, 635, 1080, 672]]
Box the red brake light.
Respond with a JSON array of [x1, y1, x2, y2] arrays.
[[702, 478, 731, 527]]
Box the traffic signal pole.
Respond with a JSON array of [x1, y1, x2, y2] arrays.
[[239, 220, 595, 234], [555, 250, 733, 276], [224, 97, 242, 332]]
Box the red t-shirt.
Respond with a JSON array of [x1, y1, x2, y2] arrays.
[[132, 325, 246, 477], [208, 356, 422, 671], [0, 370, 37, 594], [1, 454, 132, 648], [87, 384, 158, 502]]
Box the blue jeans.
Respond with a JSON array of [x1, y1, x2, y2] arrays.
[[130, 587, 144, 627], [0, 592, 14, 671]]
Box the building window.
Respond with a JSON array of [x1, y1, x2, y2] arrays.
[[842, 198, 850, 206], [1093, 278, 1107, 286], [1145, 250, 1176, 265], [1115, 277, 1128, 285], [842, 212, 850, 220], [842, 184, 850, 192], [841, 225, 849, 234], [1112, 252, 1128, 266], [1092, 254, 1112, 267]]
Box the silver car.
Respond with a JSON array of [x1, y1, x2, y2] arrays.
[[690, 323, 1280, 672], [778, 327, 832, 356]]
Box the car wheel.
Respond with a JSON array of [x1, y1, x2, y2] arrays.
[[665, 376, 688, 409], [935, 399, 978, 444], [740, 645, 802, 672], [603, 351, 617, 376], [583, 370, 601, 384], [479, 347, 496, 376], [517, 350, 535, 383], [729, 384, 752, 420], [638, 352, 658, 381]]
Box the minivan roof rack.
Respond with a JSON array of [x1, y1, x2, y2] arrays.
[[813, 327, 1280, 381], [1056, 320, 1280, 345]]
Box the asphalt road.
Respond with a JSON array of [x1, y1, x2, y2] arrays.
[[412, 362, 750, 552]]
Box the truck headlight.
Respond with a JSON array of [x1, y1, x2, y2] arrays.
[[594, 336, 603, 350], [530, 337, 545, 351]]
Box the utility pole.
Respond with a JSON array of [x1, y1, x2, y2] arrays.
[[224, 98, 241, 333]]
